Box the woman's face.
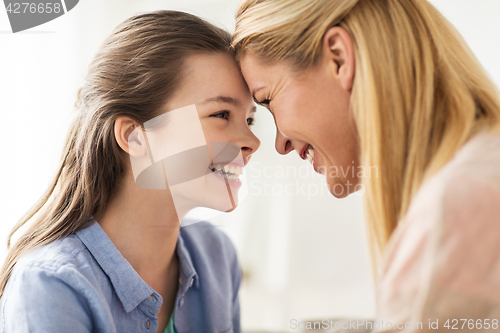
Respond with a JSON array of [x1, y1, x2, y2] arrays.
[[161, 52, 260, 213], [239, 28, 360, 198]]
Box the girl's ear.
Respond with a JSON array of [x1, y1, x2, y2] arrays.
[[114, 117, 147, 157]]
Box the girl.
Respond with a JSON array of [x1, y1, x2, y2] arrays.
[[0, 10, 259, 333], [233, 0, 500, 331]]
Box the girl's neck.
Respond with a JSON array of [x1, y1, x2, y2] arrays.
[[95, 171, 182, 280]]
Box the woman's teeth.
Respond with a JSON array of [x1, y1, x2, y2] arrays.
[[306, 147, 315, 164], [211, 164, 243, 180]]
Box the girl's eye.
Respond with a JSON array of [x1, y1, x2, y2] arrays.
[[247, 118, 255, 126], [210, 110, 229, 120]]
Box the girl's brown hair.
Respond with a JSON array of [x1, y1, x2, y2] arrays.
[[0, 10, 232, 297]]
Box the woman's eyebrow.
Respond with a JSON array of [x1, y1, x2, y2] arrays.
[[200, 95, 241, 107]]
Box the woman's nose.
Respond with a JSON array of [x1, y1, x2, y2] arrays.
[[275, 128, 294, 155]]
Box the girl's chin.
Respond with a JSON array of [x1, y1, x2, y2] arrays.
[[224, 205, 238, 213], [201, 173, 241, 210], [170, 175, 240, 215]]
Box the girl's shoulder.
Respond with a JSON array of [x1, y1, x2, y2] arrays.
[[174, 221, 242, 332], [178, 221, 239, 268], [12, 234, 89, 279], [180, 221, 236, 250], [1, 235, 96, 332]]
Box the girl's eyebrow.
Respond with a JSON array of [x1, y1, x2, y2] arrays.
[[201, 95, 256, 113], [201, 95, 241, 107]]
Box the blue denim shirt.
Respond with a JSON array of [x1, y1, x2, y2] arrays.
[[0, 220, 241, 333]]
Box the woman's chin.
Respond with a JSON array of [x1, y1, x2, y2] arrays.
[[326, 177, 355, 198]]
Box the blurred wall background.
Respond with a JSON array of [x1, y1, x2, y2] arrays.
[[1, 1, 499, 332]]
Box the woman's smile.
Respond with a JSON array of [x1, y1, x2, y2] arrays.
[[241, 52, 359, 197]]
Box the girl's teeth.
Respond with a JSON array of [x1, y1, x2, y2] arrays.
[[211, 164, 244, 180]]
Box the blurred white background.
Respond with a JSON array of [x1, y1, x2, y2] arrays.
[[1, 1, 499, 332]]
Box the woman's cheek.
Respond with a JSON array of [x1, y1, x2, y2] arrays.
[[275, 110, 296, 138]]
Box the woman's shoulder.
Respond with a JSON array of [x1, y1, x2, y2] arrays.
[[383, 128, 500, 277], [383, 129, 500, 273], [378, 130, 500, 321], [441, 128, 500, 189], [406, 128, 500, 222]]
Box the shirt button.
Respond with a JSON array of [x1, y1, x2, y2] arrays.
[[179, 298, 184, 307], [146, 319, 150, 329]]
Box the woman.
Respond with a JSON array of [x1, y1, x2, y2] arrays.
[[232, 0, 500, 330], [0, 10, 259, 333]]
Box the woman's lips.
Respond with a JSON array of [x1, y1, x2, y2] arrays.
[[304, 145, 318, 171], [299, 144, 311, 160], [313, 152, 317, 172]]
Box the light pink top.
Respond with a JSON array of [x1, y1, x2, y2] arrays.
[[375, 129, 500, 332]]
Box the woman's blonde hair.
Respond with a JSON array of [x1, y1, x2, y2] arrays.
[[233, 0, 500, 278], [0, 10, 232, 298]]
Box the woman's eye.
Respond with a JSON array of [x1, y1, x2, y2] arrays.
[[210, 110, 230, 120], [257, 99, 272, 112], [247, 118, 255, 126], [254, 96, 271, 107]]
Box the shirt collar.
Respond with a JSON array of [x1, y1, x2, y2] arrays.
[[75, 221, 160, 313], [176, 227, 199, 295]]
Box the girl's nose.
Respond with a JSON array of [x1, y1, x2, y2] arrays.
[[239, 129, 261, 160]]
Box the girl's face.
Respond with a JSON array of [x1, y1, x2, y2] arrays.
[[239, 28, 360, 198], [161, 52, 260, 213]]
